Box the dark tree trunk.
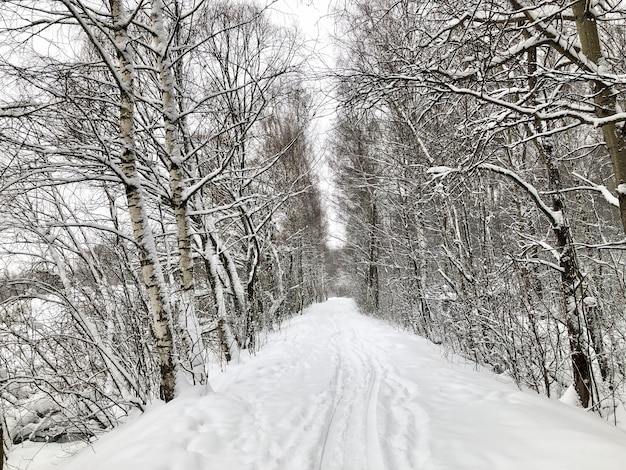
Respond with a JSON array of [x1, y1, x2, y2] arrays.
[[367, 202, 380, 312], [1, 422, 4, 470], [540, 135, 594, 408]]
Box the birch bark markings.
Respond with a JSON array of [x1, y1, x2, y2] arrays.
[[0, 1, 318, 423], [109, 0, 176, 402], [150, 0, 208, 386]]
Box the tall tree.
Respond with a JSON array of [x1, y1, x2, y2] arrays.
[[0, 0, 322, 447], [334, 0, 626, 410]]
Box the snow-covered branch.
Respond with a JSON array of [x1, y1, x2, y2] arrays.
[[476, 163, 563, 227]]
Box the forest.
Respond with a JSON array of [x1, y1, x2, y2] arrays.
[[2, 0, 626, 463]]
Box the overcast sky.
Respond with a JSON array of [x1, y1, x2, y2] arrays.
[[271, 0, 346, 247]]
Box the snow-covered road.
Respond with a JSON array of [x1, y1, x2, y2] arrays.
[[11, 298, 626, 469]]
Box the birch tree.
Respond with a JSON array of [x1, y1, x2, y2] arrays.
[[0, 1, 318, 448], [334, 0, 626, 411]]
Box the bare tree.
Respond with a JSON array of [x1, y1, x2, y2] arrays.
[[334, 0, 626, 411], [0, 0, 322, 448]]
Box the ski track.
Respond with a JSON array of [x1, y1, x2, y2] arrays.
[[215, 298, 626, 470], [237, 299, 435, 470], [217, 300, 400, 470], [316, 318, 384, 470], [45, 297, 626, 470]]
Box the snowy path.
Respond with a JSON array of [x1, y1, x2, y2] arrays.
[[11, 298, 626, 469]]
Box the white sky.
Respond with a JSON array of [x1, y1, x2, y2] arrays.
[[271, 0, 346, 248]]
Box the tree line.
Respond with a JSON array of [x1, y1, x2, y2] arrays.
[[0, 0, 326, 456], [331, 0, 626, 417]]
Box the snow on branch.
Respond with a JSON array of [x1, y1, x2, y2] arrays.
[[572, 172, 620, 207], [476, 163, 563, 227], [426, 166, 456, 178], [426, 163, 567, 228], [515, 257, 564, 273], [0, 101, 58, 117]]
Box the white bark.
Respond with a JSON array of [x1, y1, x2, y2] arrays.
[[150, 0, 208, 387], [109, 0, 176, 402], [205, 239, 237, 362]]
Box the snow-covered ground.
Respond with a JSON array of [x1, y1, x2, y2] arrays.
[[8, 298, 626, 469]]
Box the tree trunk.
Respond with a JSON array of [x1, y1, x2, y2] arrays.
[[478, 155, 595, 407], [586, 302, 610, 383], [110, 0, 176, 402], [572, 0, 626, 233], [199, 228, 236, 362], [523, 38, 597, 406], [555, 228, 593, 408], [150, 0, 207, 387], [367, 202, 380, 312], [533, 132, 594, 408], [1, 422, 4, 470]]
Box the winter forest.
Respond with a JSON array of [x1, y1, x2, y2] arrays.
[[3, 0, 626, 467]]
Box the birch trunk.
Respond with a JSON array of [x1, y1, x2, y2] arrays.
[[109, 0, 176, 402], [207, 216, 248, 322], [150, 0, 207, 386], [196, 214, 246, 348], [202, 233, 237, 362], [239, 208, 261, 349]]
